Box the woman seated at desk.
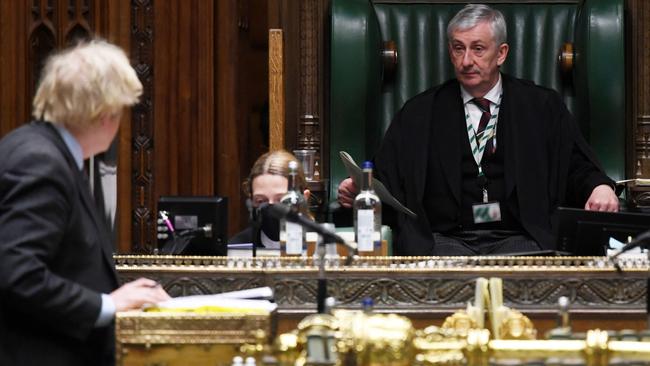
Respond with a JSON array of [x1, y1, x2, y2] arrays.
[[229, 150, 311, 248]]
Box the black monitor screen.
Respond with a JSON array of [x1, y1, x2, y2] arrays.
[[157, 196, 228, 256], [555, 207, 650, 256]]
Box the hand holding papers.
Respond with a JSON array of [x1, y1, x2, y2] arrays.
[[339, 151, 417, 218]]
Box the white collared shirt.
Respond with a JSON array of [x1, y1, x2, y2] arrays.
[[52, 123, 84, 171], [460, 74, 503, 133]]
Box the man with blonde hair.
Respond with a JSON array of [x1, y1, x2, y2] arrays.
[[0, 40, 169, 365]]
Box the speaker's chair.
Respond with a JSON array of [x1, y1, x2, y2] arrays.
[[329, 0, 625, 198]]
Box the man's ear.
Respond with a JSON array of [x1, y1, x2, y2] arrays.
[[304, 189, 311, 202], [497, 43, 509, 66]]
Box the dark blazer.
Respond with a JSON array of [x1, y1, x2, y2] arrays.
[[375, 74, 613, 255], [0, 121, 119, 366]]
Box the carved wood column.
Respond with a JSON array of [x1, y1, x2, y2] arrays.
[[628, 0, 650, 207], [130, 0, 154, 252], [631, 0, 650, 177], [297, 0, 329, 182]]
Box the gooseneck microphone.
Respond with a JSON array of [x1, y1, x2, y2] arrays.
[[261, 203, 358, 257]]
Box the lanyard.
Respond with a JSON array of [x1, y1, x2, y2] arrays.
[[463, 94, 502, 168]]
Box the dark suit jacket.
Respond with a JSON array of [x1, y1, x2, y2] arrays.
[[375, 74, 613, 255], [0, 121, 119, 366]]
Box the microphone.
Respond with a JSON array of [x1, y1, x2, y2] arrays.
[[262, 203, 358, 257]]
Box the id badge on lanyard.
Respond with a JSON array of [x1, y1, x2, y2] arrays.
[[472, 166, 501, 224]]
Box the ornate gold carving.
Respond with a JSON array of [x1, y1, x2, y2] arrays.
[[115, 311, 271, 366], [497, 309, 536, 340], [441, 312, 477, 337], [331, 310, 415, 366], [116, 311, 270, 345], [115, 256, 647, 316], [273, 332, 301, 366]]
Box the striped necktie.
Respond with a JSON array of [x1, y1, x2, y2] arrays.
[[472, 97, 495, 156]]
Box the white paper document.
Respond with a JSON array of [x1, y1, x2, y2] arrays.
[[339, 151, 417, 218], [152, 287, 277, 313]]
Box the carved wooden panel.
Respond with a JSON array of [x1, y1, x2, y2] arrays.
[[632, 0, 650, 180], [268, 0, 328, 178], [297, 0, 325, 161], [1, 0, 262, 252], [28, 1, 57, 110], [130, 0, 154, 253], [0, 2, 29, 134], [296, 0, 330, 190], [24, 0, 94, 120]]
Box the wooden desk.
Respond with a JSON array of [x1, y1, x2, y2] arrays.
[[116, 256, 648, 334]]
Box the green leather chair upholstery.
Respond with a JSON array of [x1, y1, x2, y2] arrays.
[[330, 0, 625, 198]]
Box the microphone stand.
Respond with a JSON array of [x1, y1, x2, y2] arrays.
[[316, 232, 327, 313], [264, 203, 358, 313], [315, 222, 340, 314], [251, 217, 261, 258]]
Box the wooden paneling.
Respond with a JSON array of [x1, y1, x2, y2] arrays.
[[147, 0, 215, 252], [0, 1, 28, 136], [267, 0, 330, 217], [128, 0, 268, 250], [0, 0, 647, 252], [0, 0, 268, 253], [269, 29, 285, 151], [215, 0, 244, 239], [0, 0, 132, 252], [215, 0, 270, 237], [100, 0, 132, 254], [129, 0, 155, 252], [630, 0, 650, 178]]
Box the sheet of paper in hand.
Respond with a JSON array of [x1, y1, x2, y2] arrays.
[[339, 151, 417, 218]]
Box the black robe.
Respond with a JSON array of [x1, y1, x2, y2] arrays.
[[374, 74, 613, 255]]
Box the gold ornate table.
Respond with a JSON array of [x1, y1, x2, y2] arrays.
[[115, 311, 271, 366], [115, 255, 648, 334]]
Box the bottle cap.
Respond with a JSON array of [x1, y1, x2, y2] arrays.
[[288, 160, 299, 171], [362, 161, 374, 169], [361, 297, 374, 311]]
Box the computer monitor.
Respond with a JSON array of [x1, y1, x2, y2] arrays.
[[157, 196, 228, 256], [555, 207, 650, 256]]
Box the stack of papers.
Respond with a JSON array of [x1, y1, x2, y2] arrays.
[[146, 287, 276, 314]]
